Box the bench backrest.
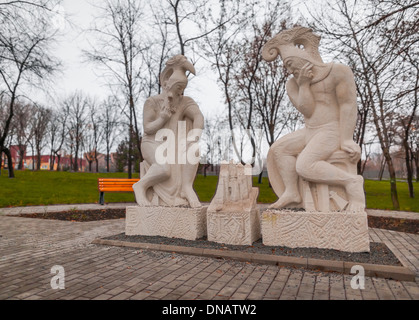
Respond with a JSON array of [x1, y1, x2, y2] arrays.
[[98, 178, 140, 192]]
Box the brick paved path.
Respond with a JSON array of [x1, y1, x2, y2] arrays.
[[0, 215, 418, 300]]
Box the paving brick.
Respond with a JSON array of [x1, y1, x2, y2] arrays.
[[179, 291, 200, 300], [150, 288, 173, 299], [313, 289, 329, 300], [361, 290, 380, 300], [190, 282, 211, 294], [296, 291, 313, 300], [195, 288, 218, 300], [110, 292, 136, 300], [130, 290, 154, 300], [1, 212, 419, 302]]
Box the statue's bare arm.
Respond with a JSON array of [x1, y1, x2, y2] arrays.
[[184, 102, 204, 131], [285, 64, 316, 118], [143, 99, 171, 136], [335, 64, 361, 162]]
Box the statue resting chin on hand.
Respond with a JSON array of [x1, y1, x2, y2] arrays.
[[262, 27, 365, 212], [133, 55, 204, 208]]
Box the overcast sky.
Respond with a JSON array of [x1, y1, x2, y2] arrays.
[[40, 0, 225, 118], [35, 0, 315, 161], [39, 0, 317, 113]]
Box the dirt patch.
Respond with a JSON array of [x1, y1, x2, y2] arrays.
[[9, 208, 419, 234], [10, 208, 126, 222], [368, 216, 419, 234], [104, 234, 402, 266]]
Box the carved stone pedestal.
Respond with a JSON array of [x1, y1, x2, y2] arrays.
[[125, 206, 208, 240], [261, 210, 370, 253], [207, 209, 261, 246]]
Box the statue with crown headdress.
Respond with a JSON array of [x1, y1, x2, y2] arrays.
[[127, 55, 207, 240], [261, 27, 370, 252], [132, 55, 204, 208]]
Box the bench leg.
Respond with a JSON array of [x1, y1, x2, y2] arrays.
[[99, 192, 105, 205]]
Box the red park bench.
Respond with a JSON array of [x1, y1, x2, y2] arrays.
[[98, 178, 140, 205]]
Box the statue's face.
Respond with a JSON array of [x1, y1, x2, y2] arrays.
[[166, 81, 187, 102], [168, 82, 186, 97], [283, 56, 309, 77]]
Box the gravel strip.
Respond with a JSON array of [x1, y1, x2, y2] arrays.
[[103, 233, 402, 267]]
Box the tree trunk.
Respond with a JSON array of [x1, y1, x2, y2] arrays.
[[387, 160, 400, 210], [258, 171, 263, 184], [4, 147, 15, 178], [49, 152, 54, 171], [18, 146, 26, 170], [378, 158, 386, 181], [73, 148, 79, 172], [0, 150, 3, 175], [56, 153, 61, 171], [360, 157, 369, 176], [106, 150, 110, 173], [128, 125, 132, 179], [404, 140, 414, 198], [36, 151, 41, 171], [415, 150, 419, 182]]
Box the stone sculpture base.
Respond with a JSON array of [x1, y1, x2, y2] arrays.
[[207, 209, 261, 246], [261, 210, 370, 253], [125, 206, 208, 240]]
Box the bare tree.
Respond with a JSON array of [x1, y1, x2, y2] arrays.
[[392, 25, 419, 197], [64, 92, 88, 172], [84, 0, 148, 178], [101, 96, 121, 172], [163, 0, 236, 57], [11, 102, 34, 169], [83, 99, 102, 172], [411, 115, 419, 182], [202, 0, 256, 160], [307, 0, 419, 209], [204, 1, 293, 181], [0, 0, 62, 177], [31, 104, 51, 170], [201, 115, 230, 176], [48, 106, 68, 171]]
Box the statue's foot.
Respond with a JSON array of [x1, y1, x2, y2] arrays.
[[182, 188, 202, 208], [189, 200, 202, 208], [345, 176, 365, 212], [133, 183, 151, 206], [136, 199, 152, 206], [346, 201, 365, 212], [269, 191, 302, 210]]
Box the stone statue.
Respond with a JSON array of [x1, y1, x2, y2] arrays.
[[207, 161, 260, 245], [262, 26, 365, 212], [208, 161, 258, 213], [133, 55, 204, 208]]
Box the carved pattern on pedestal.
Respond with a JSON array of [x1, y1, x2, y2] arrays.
[[207, 210, 260, 246], [207, 162, 261, 245], [126, 206, 207, 240], [262, 210, 370, 253]]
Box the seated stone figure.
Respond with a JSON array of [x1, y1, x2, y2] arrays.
[[133, 55, 204, 208], [262, 27, 365, 212]]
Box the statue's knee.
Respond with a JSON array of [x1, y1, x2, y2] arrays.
[[270, 143, 293, 163], [296, 157, 312, 179], [161, 164, 171, 178]]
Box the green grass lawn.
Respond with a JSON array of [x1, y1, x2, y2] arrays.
[[0, 169, 418, 212], [364, 179, 419, 212]]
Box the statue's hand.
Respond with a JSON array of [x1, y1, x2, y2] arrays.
[[296, 62, 314, 86], [160, 98, 172, 121], [341, 140, 361, 163]]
